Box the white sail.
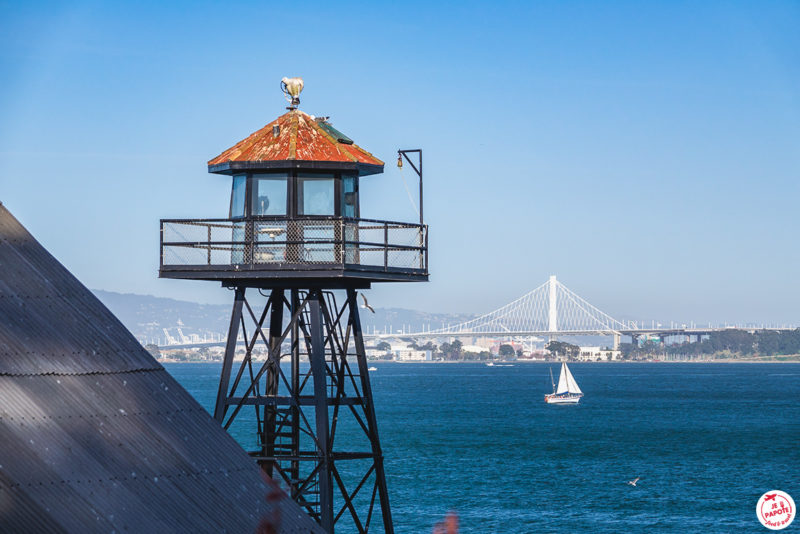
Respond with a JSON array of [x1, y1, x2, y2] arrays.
[[546, 362, 583, 403], [563, 363, 582, 394], [555, 362, 569, 394]]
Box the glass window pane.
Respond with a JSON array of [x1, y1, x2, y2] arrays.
[[298, 174, 335, 215], [252, 174, 288, 216], [230, 174, 246, 218], [342, 176, 357, 218]]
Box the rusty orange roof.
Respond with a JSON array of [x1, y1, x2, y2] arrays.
[[208, 109, 384, 176]]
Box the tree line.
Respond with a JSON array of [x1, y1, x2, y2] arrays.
[[620, 328, 800, 358]]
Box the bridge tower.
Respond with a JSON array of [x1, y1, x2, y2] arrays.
[[159, 79, 428, 533], [548, 275, 558, 341]]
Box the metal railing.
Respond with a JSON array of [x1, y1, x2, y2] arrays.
[[160, 217, 428, 273]]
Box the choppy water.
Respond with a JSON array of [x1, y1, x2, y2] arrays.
[[164, 362, 800, 533]]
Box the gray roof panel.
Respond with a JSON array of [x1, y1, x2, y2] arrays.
[[0, 203, 322, 533]]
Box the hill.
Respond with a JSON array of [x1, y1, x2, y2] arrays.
[[92, 290, 474, 345]]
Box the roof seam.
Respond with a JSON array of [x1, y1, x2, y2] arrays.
[[288, 112, 298, 159], [308, 119, 359, 163], [225, 119, 278, 163], [0, 406, 206, 421], [0, 466, 261, 490], [0, 367, 163, 377]]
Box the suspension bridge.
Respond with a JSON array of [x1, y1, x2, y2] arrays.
[[422, 276, 627, 337], [155, 275, 796, 349], [373, 275, 796, 349]]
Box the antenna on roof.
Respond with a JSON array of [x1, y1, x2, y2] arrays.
[[280, 76, 304, 110]]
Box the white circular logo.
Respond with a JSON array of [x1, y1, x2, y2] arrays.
[[757, 490, 795, 530]]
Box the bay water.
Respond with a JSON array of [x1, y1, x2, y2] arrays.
[[164, 362, 799, 533]]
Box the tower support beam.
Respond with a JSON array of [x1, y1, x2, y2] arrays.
[[213, 287, 392, 533], [347, 288, 394, 533], [263, 289, 284, 477], [215, 288, 245, 422], [309, 292, 333, 531]]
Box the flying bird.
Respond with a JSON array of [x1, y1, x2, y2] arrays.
[[360, 294, 375, 313], [627, 477, 640, 487]]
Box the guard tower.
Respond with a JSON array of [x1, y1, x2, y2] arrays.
[[159, 78, 427, 533]]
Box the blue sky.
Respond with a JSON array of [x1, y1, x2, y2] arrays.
[[1, 1, 798, 325]]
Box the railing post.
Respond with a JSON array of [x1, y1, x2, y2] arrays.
[[336, 219, 343, 265], [384, 223, 389, 271], [207, 224, 212, 265], [245, 220, 254, 265], [351, 218, 361, 266], [418, 225, 424, 270], [159, 221, 164, 269], [287, 220, 298, 263], [424, 225, 429, 273]]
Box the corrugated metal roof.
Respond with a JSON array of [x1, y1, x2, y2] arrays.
[[207, 109, 384, 172], [0, 202, 323, 533]]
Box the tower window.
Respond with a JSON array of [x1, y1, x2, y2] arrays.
[[230, 174, 246, 218], [252, 174, 288, 216], [342, 176, 357, 218], [297, 174, 335, 216]]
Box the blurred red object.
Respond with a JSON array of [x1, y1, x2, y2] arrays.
[[256, 471, 286, 534], [433, 512, 459, 534]]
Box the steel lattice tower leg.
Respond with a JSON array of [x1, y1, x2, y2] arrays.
[[214, 286, 393, 533]]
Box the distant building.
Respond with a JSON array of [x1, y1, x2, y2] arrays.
[[395, 349, 432, 361], [522, 349, 547, 360], [473, 337, 499, 349], [366, 348, 390, 359], [577, 346, 621, 361], [462, 344, 488, 354]]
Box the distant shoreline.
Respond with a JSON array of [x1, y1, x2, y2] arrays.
[[372, 358, 800, 364], [158, 358, 800, 364]]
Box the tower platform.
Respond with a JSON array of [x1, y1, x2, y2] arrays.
[[160, 216, 428, 288]]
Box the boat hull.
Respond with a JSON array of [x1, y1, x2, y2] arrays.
[[544, 393, 583, 404]]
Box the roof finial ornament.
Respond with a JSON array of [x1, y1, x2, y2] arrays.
[[281, 77, 304, 110]]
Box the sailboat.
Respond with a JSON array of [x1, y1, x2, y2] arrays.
[[545, 362, 583, 404]]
